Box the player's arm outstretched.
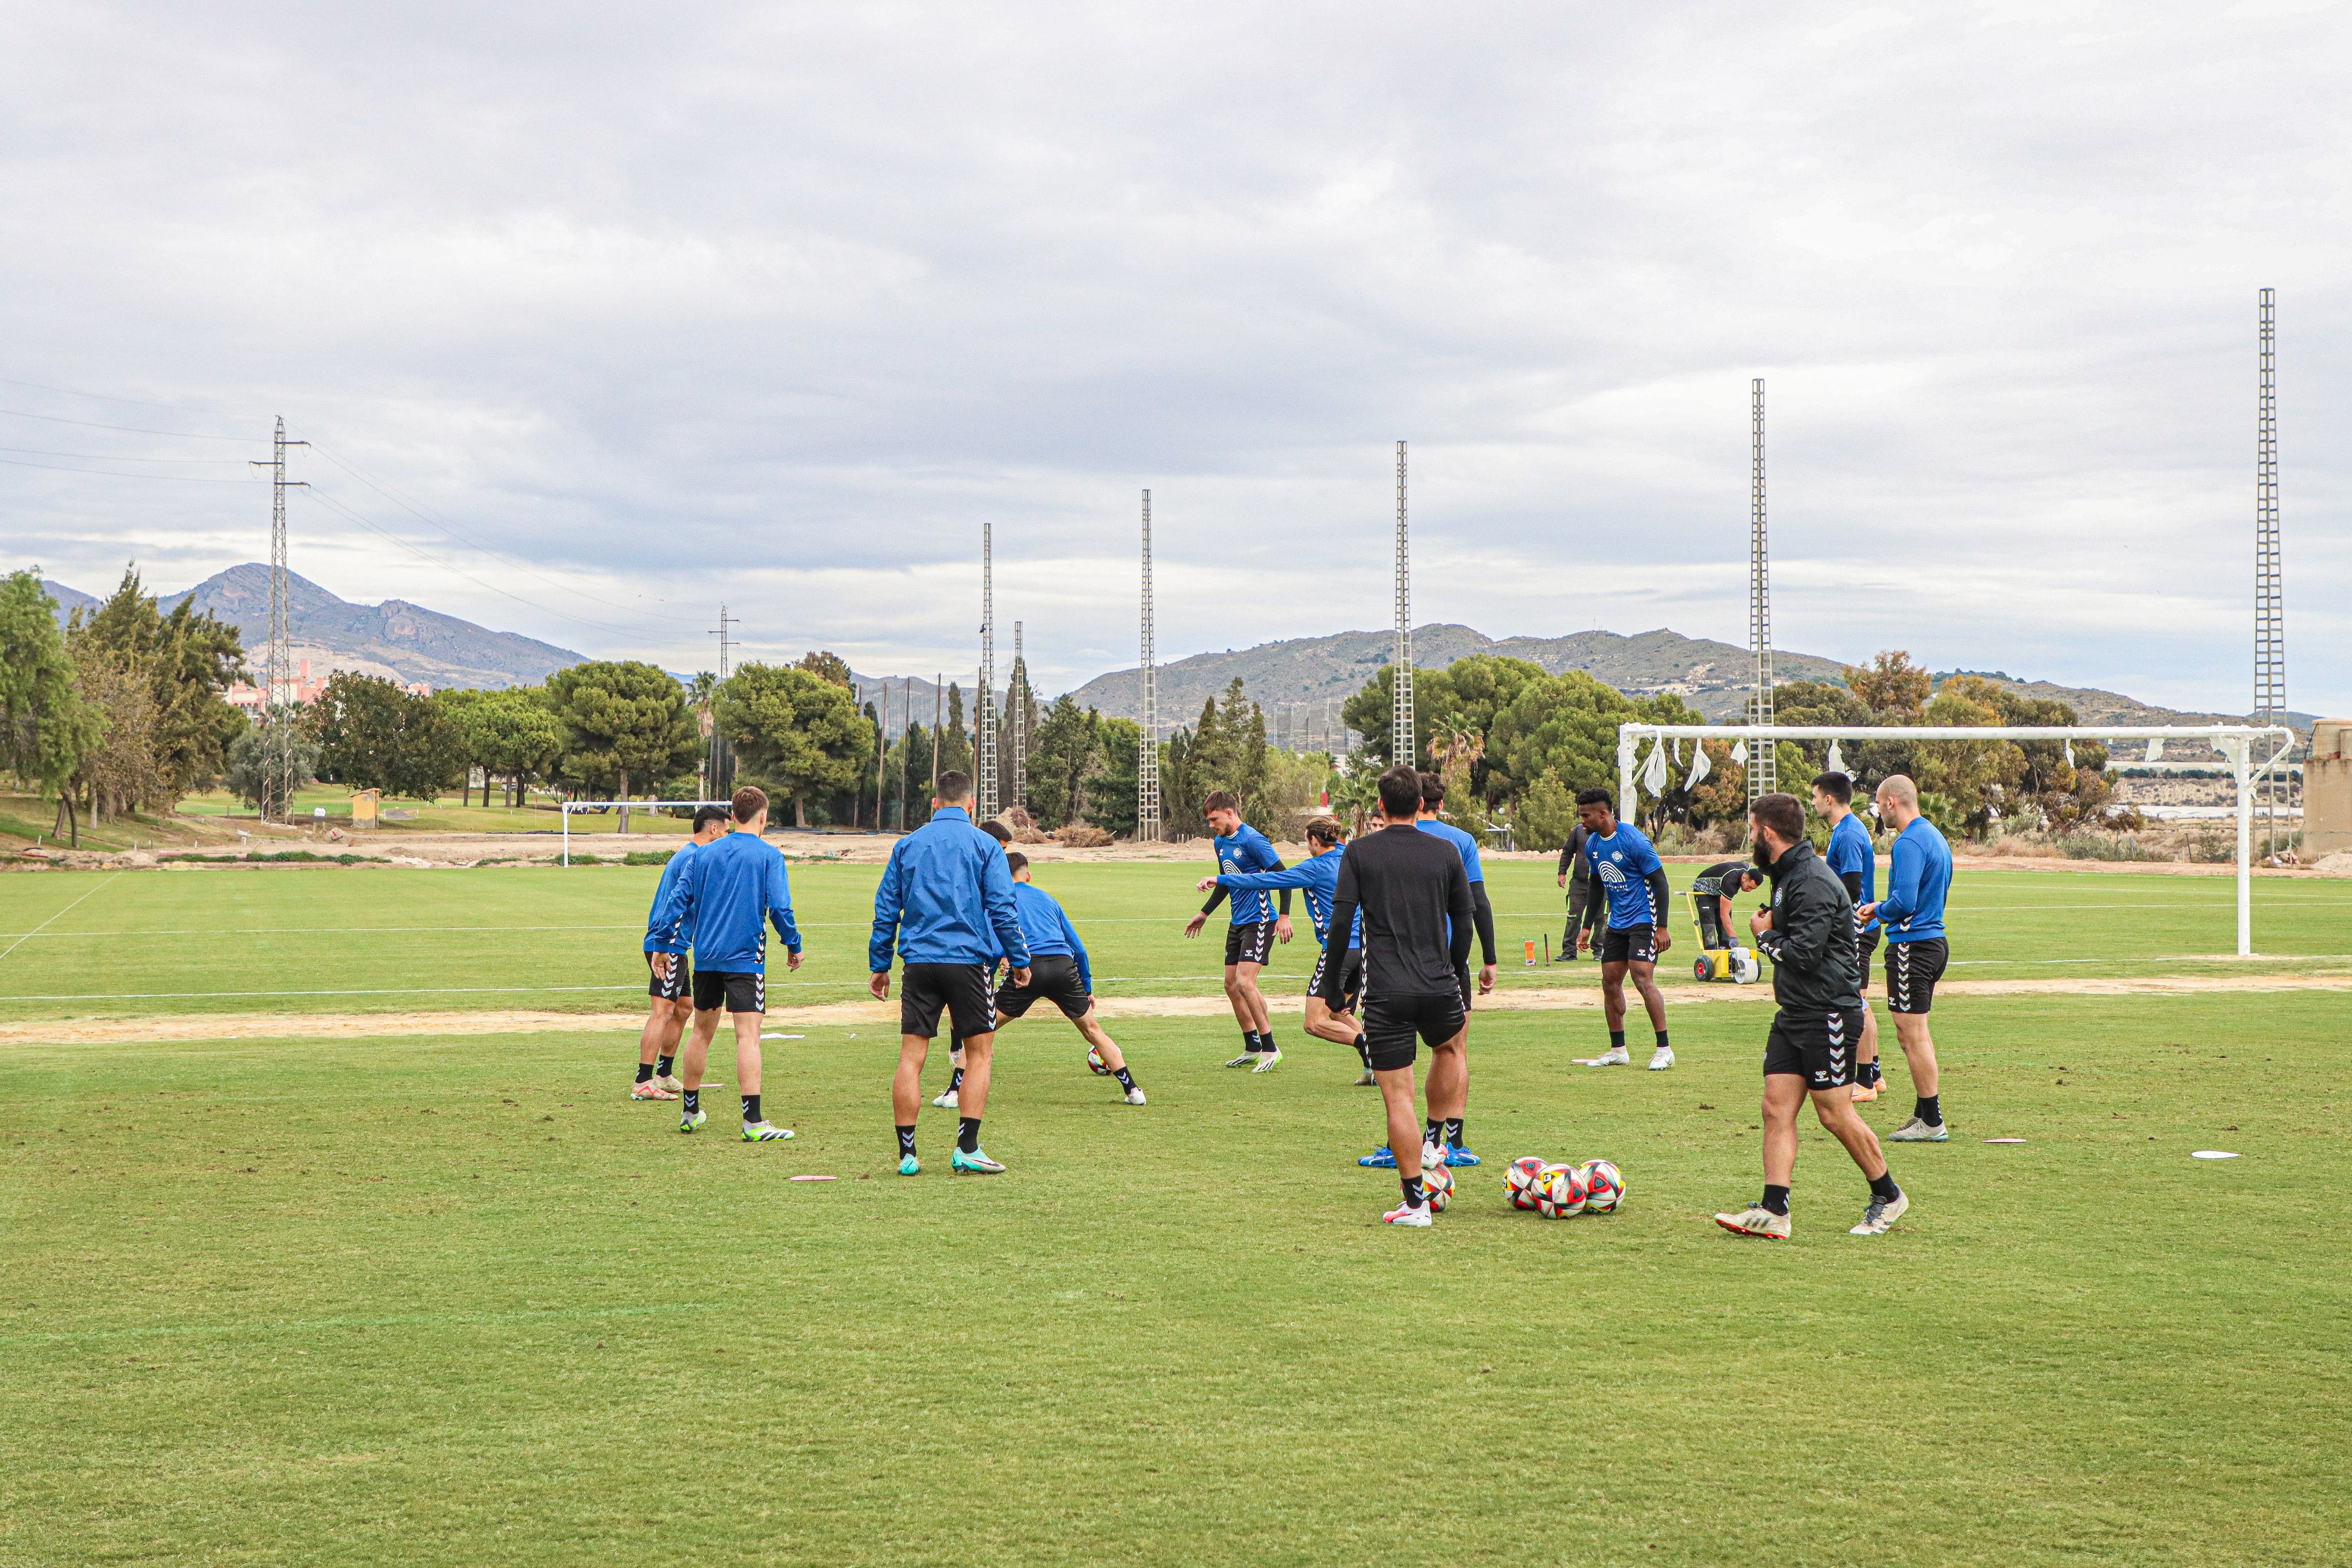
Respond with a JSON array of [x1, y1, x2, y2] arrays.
[[1184, 880, 1227, 938], [1317, 855, 1363, 1009]]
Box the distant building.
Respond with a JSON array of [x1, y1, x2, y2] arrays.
[[224, 659, 429, 714]]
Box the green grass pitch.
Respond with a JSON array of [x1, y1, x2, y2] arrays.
[[2, 860, 2348, 1564], [4, 856, 2349, 1022]]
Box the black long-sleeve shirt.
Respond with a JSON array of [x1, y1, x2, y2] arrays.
[[1753, 840, 1862, 1017], [1322, 823, 1474, 1003]]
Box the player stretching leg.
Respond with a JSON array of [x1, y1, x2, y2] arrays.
[[1811, 772, 1886, 1101], [634, 805, 731, 1099], [650, 788, 803, 1142], [1414, 773, 1495, 1161], [1715, 793, 1908, 1240], [1321, 766, 1476, 1226], [935, 819, 1015, 1110], [1200, 817, 1364, 1080], [873, 772, 1033, 1176], [993, 852, 1146, 1104], [1182, 791, 1294, 1071], [1858, 774, 1955, 1142], [1572, 788, 1676, 1069]]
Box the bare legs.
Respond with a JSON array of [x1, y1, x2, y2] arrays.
[[1760, 1073, 1890, 1186]]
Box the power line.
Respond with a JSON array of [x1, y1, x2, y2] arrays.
[[0, 454, 256, 483], [0, 445, 251, 464], [0, 406, 254, 441], [0, 374, 225, 410]]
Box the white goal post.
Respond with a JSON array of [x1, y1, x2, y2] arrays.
[[1616, 723, 2296, 957], [560, 799, 735, 867]]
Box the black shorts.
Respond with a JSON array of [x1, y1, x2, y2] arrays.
[[646, 950, 691, 1002], [1224, 921, 1276, 967], [994, 954, 1091, 1021], [1854, 922, 1882, 988], [692, 969, 764, 1014], [1309, 946, 1364, 1013], [1885, 937, 1948, 1014], [1360, 989, 1466, 1073], [1601, 924, 1658, 965], [900, 961, 997, 1041], [1763, 1007, 1865, 1090]]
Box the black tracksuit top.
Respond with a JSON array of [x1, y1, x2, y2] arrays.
[[1753, 840, 1864, 1017], [1322, 823, 1474, 1003]]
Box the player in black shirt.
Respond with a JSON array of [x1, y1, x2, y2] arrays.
[[1556, 822, 1603, 960], [1321, 765, 1475, 1227]]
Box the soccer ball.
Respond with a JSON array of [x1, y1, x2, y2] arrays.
[[1538, 1162, 1589, 1218], [1505, 1156, 1548, 1210], [1422, 1163, 1454, 1213], [1580, 1160, 1625, 1214], [1085, 1045, 1112, 1076]]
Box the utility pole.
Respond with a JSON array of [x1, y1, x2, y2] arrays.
[[248, 417, 307, 824], [1748, 379, 1776, 801], [2255, 288, 2289, 859], [977, 522, 998, 819], [1393, 440, 1413, 771], [874, 679, 888, 830], [707, 604, 738, 801], [1011, 621, 1028, 818], [1139, 489, 1160, 844], [898, 676, 910, 831], [932, 674, 942, 803]]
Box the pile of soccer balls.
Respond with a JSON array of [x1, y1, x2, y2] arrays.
[[1503, 1155, 1625, 1218]]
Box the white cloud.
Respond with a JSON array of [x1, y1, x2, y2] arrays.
[[2, 0, 2345, 713]]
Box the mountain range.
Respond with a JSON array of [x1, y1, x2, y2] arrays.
[[42, 564, 585, 691], [32, 565, 2302, 732]]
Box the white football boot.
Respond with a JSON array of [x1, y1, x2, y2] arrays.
[[1850, 1190, 1909, 1235], [1123, 1087, 1148, 1106], [1648, 1046, 1676, 1071]]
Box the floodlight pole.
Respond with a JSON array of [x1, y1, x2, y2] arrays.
[[1138, 489, 1160, 844], [248, 418, 308, 824], [1393, 440, 1413, 769], [2254, 288, 2288, 860], [1011, 621, 1027, 817], [1748, 379, 1774, 801], [978, 522, 997, 819]]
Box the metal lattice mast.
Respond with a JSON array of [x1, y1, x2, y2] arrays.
[[1748, 379, 1775, 801], [1393, 440, 1413, 769], [2255, 287, 2288, 857], [1010, 621, 1028, 816], [249, 417, 307, 823], [1138, 489, 1160, 844], [977, 522, 998, 818]]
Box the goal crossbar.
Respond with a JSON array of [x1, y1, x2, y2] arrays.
[[560, 799, 734, 867], [1616, 723, 2296, 957]]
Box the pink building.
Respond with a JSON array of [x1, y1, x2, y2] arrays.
[[223, 660, 425, 715]]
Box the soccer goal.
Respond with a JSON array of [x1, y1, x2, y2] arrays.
[[559, 799, 735, 867], [1616, 723, 2296, 957]]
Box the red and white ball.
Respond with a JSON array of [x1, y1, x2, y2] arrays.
[[1579, 1160, 1625, 1214], [1537, 1163, 1589, 1218]]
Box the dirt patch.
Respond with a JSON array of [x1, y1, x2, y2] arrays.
[[9, 969, 2351, 1045]]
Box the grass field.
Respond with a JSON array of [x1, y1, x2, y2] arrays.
[[4, 990, 2346, 1566], [4, 856, 2349, 1023]]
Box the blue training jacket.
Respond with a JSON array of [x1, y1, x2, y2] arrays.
[[1220, 847, 1361, 949], [1584, 822, 1665, 929], [1415, 817, 1485, 881], [643, 838, 703, 955], [1875, 815, 1952, 943], [651, 830, 799, 972], [870, 806, 1031, 972], [1211, 824, 1286, 924], [998, 879, 1092, 992], [1826, 812, 1877, 929]]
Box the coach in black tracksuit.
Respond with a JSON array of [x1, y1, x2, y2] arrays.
[[1322, 764, 1474, 1226], [1556, 823, 1603, 959], [1714, 792, 1908, 1242]]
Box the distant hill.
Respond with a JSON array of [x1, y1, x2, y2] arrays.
[[40, 564, 584, 691]]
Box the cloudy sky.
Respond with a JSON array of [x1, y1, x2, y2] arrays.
[[5, 1, 2346, 714]]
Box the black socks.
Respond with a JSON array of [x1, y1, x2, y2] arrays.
[[1443, 1117, 1464, 1149], [1655, 1030, 1669, 1050], [1112, 1066, 1138, 1092], [1761, 1184, 1791, 1216], [1859, 1060, 1883, 1088], [897, 1124, 917, 1158], [741, 1093, 761, 1124], [957, 1116, 981, 1154], [635, 1062, 654, 1085], [657, 1054, 674, 1079], [1400, 1174, 1426, 1209], [1244, 1030, 1263, 1054], [682, 1089, 699, 1114], [947, 1065, 965, 1093], [1869, 1171, 1901, 1202], [1916, 1094, 1942, 1127], [1260, 1031, 1277, 1052], [1353, 1034, 1370, 1068], [1610, 1030, 1627, 1051], [1424, 1118, 1443, 1148]]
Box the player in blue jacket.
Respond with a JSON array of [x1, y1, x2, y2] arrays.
[[649, 786, 803, 1143], [1812, 772, 1885, 1102], [1573, 787, 1677, 1071], [1182, 791, 1295, 1071], [1202, 816, 1362, 1078], [1857, 774, 1955, 1142], [870, 771, 1032, 1175], [633, 804, 732, 1101], [992, 852, 1145, 1105]]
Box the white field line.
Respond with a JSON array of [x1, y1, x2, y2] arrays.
[[0, 873, 119, 963]]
